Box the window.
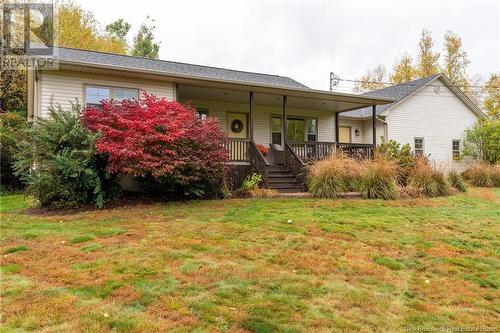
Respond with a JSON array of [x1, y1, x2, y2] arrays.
[[85, 85, 138, 107], [271, 117, 282, 145], [414, 137, 424, 156], [85, 86, 110, 107], [197, 109, 208, 120], [114, 88, 138, 101], [306, 118, 318, 141], [287, 118, 305, 141], [452, 140, 460, 160]]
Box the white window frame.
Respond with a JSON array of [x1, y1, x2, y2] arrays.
[[452, 139, 461, 160], [197, 109, 208, 120], [84, 85, 139, 107], [414, 137, 424, 156]]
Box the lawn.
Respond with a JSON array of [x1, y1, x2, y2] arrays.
[[0, 189, 499, 332]]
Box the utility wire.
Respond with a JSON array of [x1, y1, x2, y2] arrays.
[[338, 78, 500, 89]]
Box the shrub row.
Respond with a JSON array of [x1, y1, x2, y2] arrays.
[[11, 94, 229, 209], [307, 148, 475, 200]]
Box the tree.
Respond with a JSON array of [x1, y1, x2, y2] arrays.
[[353, 65, 387, 93], [57, 2, 127, 54], [13, 103, 116, 208], [82, 93, 228, 198], [131, 17, 160, 59], [105, 18, 131, 48], [463, 120, 500, 165], [483, 73, 500, 119], [0, 66, 27, 115], [390, 53, 416, 84], [416, 29, 440, 78], [443, 31, 470, 95]]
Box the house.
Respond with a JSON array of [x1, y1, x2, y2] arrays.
[[338, 74, 485, 170], [27, 47, 481, 192]]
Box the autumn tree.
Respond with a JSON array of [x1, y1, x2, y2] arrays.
[[57, 2, 127, 54], [105, 18, 131, 49], [131, 17, 160, 59], [416, 29, 440, 77], [390, 53, 416, 84], [483, 73, 500, 119], [442, 31, 471, 95], [353, 65, 388, 93]]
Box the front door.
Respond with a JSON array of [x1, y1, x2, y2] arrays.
[[228, 113, 248, 139], [339, 126, 351, 143]]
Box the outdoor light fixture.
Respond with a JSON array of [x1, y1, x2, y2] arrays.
[[355, 128, 360, 136]]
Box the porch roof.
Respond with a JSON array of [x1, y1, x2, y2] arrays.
[[54, 47, 395, 113]]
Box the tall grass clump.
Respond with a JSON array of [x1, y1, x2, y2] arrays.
[[359, 156, 398, 199], [308, 151, 362, 198], [462, 163, 500, 187], [447, 170, 467, 192], [409, 157, 450, 197]]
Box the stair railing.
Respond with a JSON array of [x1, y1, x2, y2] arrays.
[[249, 141, 270, 188], [284, 143, 307, 191]]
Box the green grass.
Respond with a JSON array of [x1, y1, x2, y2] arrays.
[[0, 188, 499, 332]]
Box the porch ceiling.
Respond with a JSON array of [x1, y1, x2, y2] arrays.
[[178, 84, 391, 113]]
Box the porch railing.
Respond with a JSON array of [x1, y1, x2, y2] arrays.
[[249, 141, 269, 187], [224, 138, 251, 162], [285, 143, 307, 191], [289, 141, 374, 161]]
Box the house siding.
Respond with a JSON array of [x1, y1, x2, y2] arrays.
[[38, 70, 174, 118], [184, 99, 336, 145], [385, 78, 478, 169], [338, 118, 385, 144]]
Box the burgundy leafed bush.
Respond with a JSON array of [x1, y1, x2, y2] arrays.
[[83, 93, 229, 196]]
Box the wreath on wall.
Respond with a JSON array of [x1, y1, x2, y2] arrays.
[[231, 119, 244, 133]]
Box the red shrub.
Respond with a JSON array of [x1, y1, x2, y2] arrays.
[[82, 93, 229, 195], [256, 144, 268, 156]]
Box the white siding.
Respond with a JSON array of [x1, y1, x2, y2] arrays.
[[386, 78, 479, 169], [338, 118, 385, 144], [38, 70, 174, 118], [184, 99, 336, 145]]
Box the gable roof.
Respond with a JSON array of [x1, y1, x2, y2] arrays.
[[341, 73, 484, 118], [55, 47, 309, 89]]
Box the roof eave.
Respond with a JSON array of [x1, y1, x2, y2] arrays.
[[56, 59, 395, 108]]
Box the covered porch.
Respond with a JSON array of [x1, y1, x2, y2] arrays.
[[178, 83, 392, 191]]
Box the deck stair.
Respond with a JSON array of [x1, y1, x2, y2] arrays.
[[267, 164, 303, 193]]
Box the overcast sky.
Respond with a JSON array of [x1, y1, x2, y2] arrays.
[[76, 0, 499, 91]]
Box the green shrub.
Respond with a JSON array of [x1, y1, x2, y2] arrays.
[[359, 157, 397, 200], [462, 163, 500, 187], [0, 112, 27, 191], [376, 140, 415, 186], [463, 120, 500, 165], [409, 158, 450, 197], [240, 173, 262, 192], [447, 171, 467, 192], [307, 151, 362, 198], [13, 103, 119, 209]]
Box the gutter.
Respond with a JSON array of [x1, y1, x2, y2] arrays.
[[56, 60, 395, 107]]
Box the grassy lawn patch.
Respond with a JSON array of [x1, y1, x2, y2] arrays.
[[0, 188, 498, 332]]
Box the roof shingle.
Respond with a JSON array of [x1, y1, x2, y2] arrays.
[[342, 74, 440, 118], [56, 47, 309, 89]]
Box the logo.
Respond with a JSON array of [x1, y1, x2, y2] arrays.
[[1, 1, 58, 70]]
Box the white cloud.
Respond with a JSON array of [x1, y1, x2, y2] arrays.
[[77, 0, 499, 90]]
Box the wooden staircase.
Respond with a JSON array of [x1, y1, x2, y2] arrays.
[[268, 164, 304, 193]]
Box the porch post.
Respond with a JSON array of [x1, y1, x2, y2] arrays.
[[372, 105, 377, 145], [335, 112, 339, 143], [282, 95, 288, 146], [249, 91, 254, 140]]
